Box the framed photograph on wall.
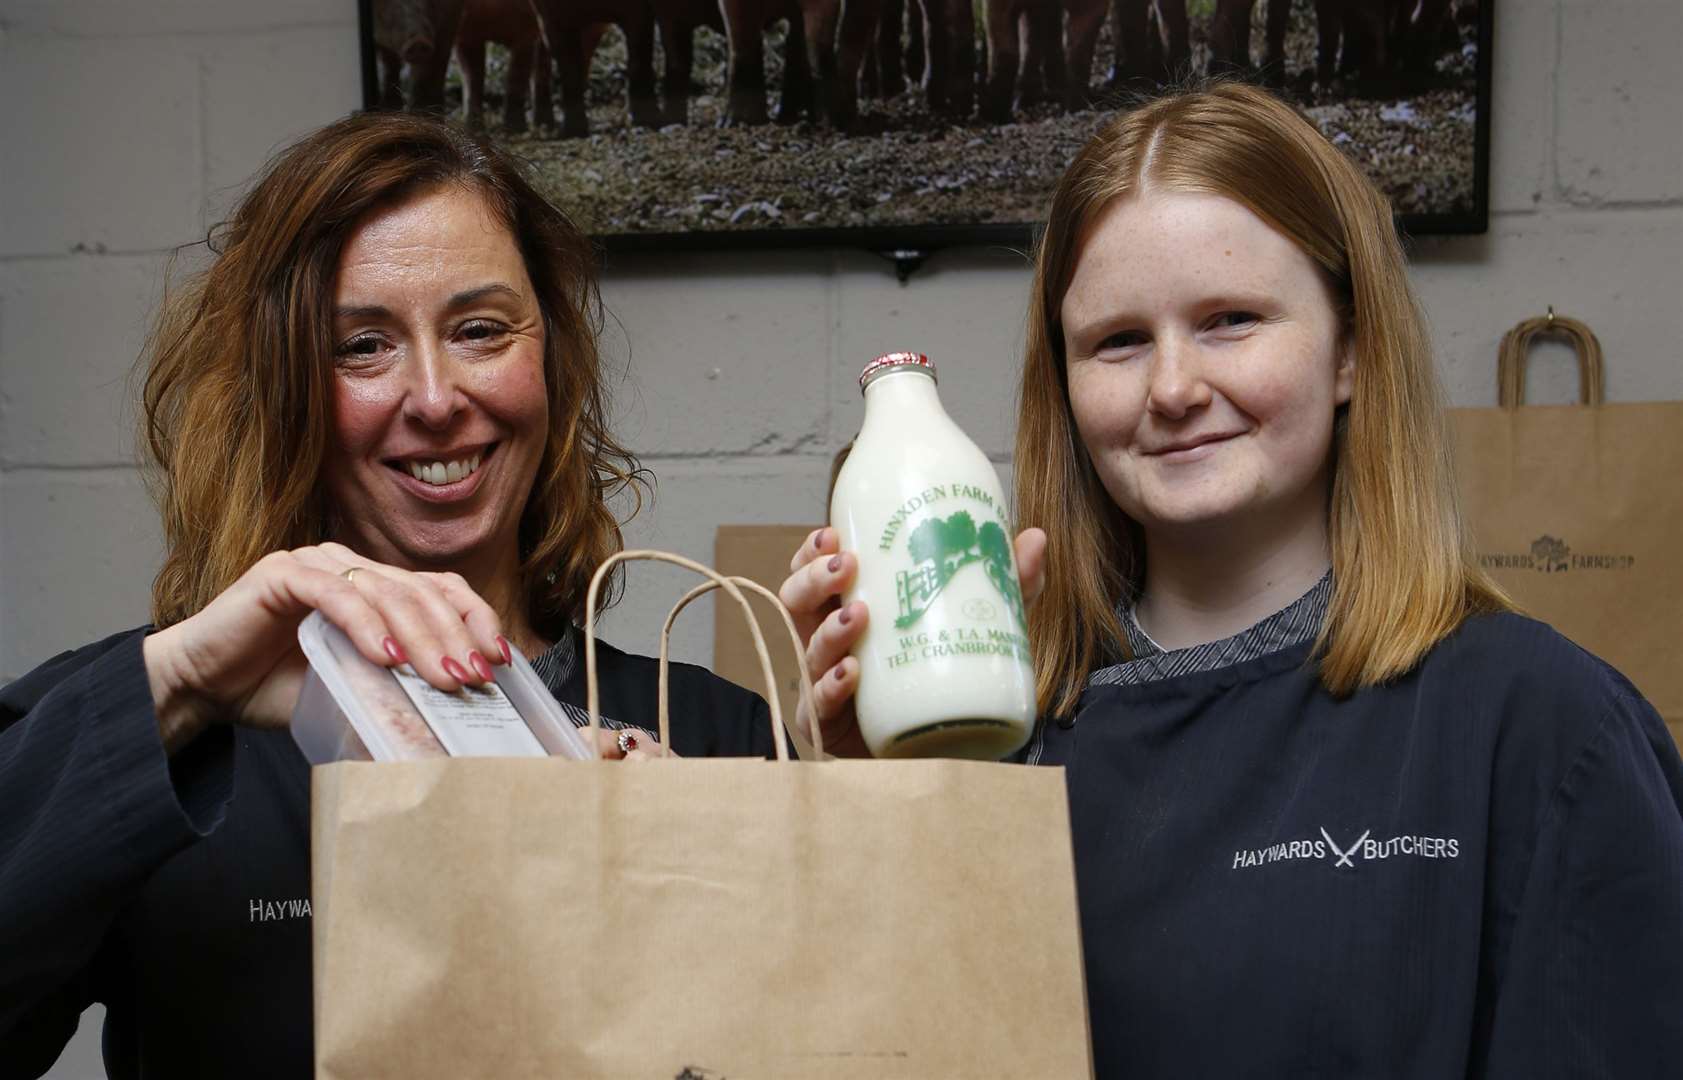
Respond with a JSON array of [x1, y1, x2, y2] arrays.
[[358, 0, 1493, 253]]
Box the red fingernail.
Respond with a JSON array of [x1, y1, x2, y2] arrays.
[[838, 606, 853, 626], [810, 530, 823, 550], [496, 635, 512, 664], [832, 666, 847, 681], [382, 636, 408, 665], [468, 650, 495, 682], [441, 656, 472, 685], [827, 554, 843, 573]]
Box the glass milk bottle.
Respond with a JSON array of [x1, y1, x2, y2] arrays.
[[830, 352, 1036, 759]]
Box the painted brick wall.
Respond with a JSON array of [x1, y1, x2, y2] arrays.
[[1, 0, 1678, 1073]]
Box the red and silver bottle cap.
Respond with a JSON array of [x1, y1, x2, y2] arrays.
[[859, 351, 937, 392]]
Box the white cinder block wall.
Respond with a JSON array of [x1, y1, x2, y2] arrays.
[[1, 0, 1679, 1074]]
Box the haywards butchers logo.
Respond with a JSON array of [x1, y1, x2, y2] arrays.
[[1478, 534, 1636, 574], [249, 896, 312, 922], [1231, 828, 1460, 871]]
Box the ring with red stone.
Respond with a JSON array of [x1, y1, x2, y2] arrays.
[[616, 730, 639, 755]]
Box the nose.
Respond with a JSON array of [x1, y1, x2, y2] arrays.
[[1144, 332, 1212, 420], [401, 340, 467, 431]]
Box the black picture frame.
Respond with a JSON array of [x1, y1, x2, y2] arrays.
[[357, 0, 1493, 256]]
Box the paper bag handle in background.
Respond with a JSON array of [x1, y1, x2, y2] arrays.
[[1498, 307, 1605, 408], [582, 548, 817, 760], [664, 574, 828, 761]]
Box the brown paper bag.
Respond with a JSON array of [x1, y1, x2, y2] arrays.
[[313, 550, 1093, 1079], [1449, 313, 1683, 747]]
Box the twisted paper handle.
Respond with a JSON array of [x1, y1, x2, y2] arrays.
[[1497, 308, 1605, 408], [662, 576, 826, 761], [582, 550, 799, 762]]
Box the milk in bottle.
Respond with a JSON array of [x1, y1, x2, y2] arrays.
[[830, 352, 1036, 759]]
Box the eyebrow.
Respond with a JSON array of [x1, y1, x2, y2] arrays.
[[332, 282, 525, 322]]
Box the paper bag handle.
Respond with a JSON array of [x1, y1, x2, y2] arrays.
[[583, 550, 791, 762], [661, 577, 827, 762], [1497, 308, 1605, 408]]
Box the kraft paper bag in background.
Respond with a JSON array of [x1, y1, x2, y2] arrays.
[[312, 550, 1093, 1079], [1449, 313, 1683, 750], [715, 524, 824, 725]]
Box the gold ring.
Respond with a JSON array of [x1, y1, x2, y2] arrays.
[[341, 567, 359, 585]]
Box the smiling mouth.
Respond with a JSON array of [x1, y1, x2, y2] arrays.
[[1148, 433, 1240, 456], [391, 443, 495, 487]]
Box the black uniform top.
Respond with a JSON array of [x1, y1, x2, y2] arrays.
[[0, 626, 773, 1079], [1026, 577, 1683, 1078]]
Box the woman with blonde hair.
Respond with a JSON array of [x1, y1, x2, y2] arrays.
[[0, 112, 771, 1077], [783, 82, 1683, 1075]]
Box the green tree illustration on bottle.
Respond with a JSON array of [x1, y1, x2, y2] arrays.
[[894, 511, 1026, 631]]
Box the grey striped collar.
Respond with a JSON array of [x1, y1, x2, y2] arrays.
[[1088, 570, 1333, 689], [527, 626, 577, 691]]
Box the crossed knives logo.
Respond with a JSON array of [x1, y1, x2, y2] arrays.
[[1319, 826, 1371, 868]]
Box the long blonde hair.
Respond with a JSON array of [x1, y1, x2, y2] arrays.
[[142, 111, 646, 640], [1017, 82, 1509, 717]]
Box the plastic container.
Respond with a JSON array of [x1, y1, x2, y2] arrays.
[[290, 611, 594, 764]]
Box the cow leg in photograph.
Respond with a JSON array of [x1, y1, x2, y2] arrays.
[[659, 12, 696, 124], [408, 0, 468, 111], [799, 0, 842, 125], [1156, 0, 1189, 82], [981, 0, 1024, 123], [937, 0, 977, 117], [552, 25, 591, 136], [503, 40, 533, 131], [721, 0, 773, 124], [905, 0, 925, 84], [1018, 4, 1064, 108], [876, 0, 908, 98], [914, 0, 947, 112], [1313, 0, 1340, 85], [1061, 0, 1106, 110], [777, 8, 816, 122], [1400, 0, 1452, 86], [1260, 0, 1290, 85], [1106, 0, 1150, 88], [531, 41, 555, 128], [621, 9, 665, 127], [831, 0, 883, 129], [1208, 0, 1251, 74], [377, 46, 405, 108]]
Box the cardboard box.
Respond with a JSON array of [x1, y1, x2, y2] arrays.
[[713, 524, 822, 729]]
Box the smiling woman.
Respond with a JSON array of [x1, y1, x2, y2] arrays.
[[325, 187, 553, 610], [0, 112, 774, 1078], [778, 81, 1683, 1077]]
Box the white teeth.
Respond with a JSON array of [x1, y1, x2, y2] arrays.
[[406, 454, 483, 487]]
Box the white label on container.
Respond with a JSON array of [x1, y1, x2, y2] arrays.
[[390, 667, 547, 758]]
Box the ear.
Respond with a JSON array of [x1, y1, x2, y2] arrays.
[[1332, 337, 1356, 407]]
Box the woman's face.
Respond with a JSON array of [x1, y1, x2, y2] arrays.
[[1059, 189, 1354, 546], [326, 184, 549, 573]]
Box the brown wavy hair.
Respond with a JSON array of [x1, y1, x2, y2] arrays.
[[141, 111, 646, 640], [1017, 81, 1510, 717]]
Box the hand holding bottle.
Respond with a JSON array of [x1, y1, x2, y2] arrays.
[[779, 525, 1047, 758]]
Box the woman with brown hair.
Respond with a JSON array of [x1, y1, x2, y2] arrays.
[[783, 82, 1683, 1075], [0, 112, 771, 1077]]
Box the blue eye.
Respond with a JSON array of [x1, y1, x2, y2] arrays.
[[1212, 311, 1260, 329]]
